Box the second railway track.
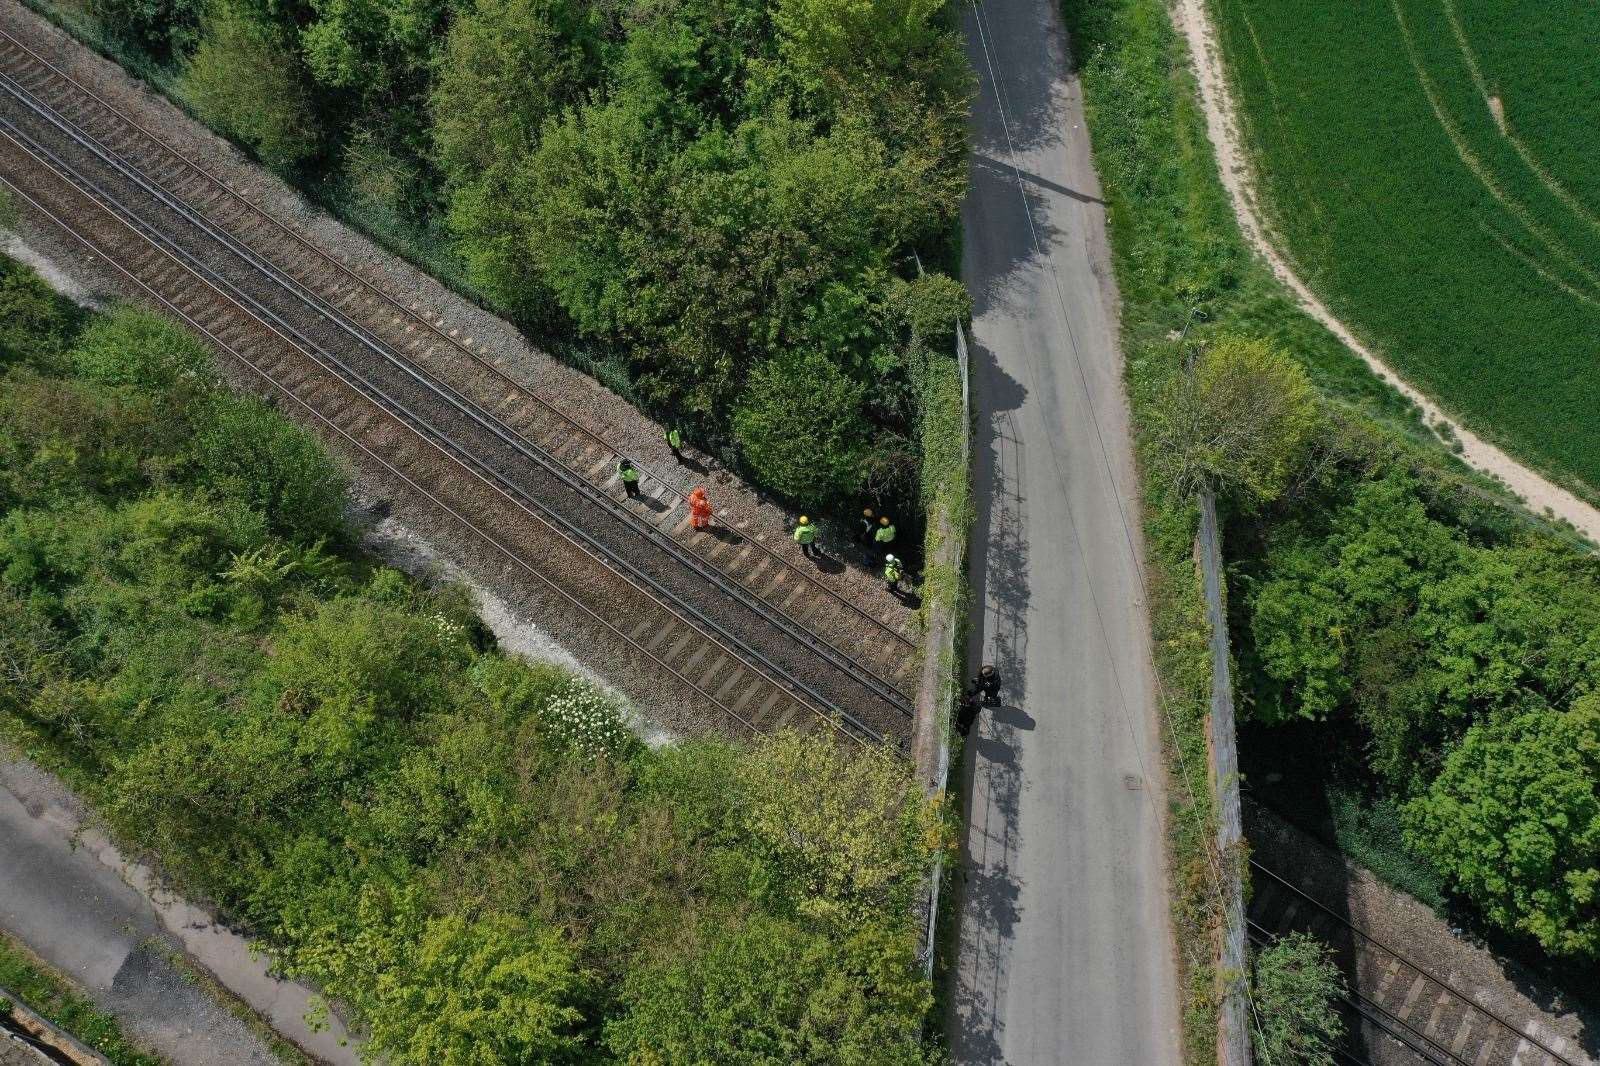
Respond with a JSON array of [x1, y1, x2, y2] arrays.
[[0, 25, 918, 747], [1248, 860, 1591, 1066]]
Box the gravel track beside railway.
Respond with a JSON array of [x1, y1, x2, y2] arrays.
[[0, 0, 918, 629], [0, 27, 916, 746]]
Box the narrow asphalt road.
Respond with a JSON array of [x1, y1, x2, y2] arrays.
[[0, 754, 358, 1065], [951, 0, 1184, 1062]]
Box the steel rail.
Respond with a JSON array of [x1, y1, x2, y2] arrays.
[[0, 22, 917, 659], [0, 126, 880, 748], [0, 65, 916, 726], [1250, 860, 1586, 1066], [1247, 919, 1465, 1066]]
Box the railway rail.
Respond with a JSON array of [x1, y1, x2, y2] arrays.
[[0, 23, 919, 695], [1248, 859, 1590, 1066], [0, 26, 917, 747]]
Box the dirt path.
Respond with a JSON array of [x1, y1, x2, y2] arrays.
[[1169, 0, 1600, 546]]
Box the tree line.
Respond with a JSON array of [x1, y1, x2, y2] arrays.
[[0, 254, 943, 1063], [1154, 334, 1600, 963], [81, 0, 971, 516]]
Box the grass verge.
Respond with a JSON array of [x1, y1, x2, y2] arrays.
[[0, 932, 165, 1066]]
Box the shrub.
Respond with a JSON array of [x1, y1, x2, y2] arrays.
[[733, 350, 872, 502], [0, 255, 75, 370], [1149, 335, 1319, 506], [607, 914, 931, 1066], [186, 393, 348, 542], [70, 305, 210, 392], [182, 10, 319, 171], [1251, 931, 1346, 1066], [1404, 696, 1600, 958]]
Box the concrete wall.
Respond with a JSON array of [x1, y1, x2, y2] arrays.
[[1197, 488, 1251, 1066]]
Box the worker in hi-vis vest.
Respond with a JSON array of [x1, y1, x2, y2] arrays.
[[618, 458, 641, 499], [874, 515, 896, 554], [793, 515, 820, 559]]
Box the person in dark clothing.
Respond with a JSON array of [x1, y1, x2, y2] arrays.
[[973, 664, 1003, 706], [956, 680, 984, 737]]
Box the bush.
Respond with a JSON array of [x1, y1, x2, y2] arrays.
[[0, 256, 75, 370], [70, 305, 211, 392], [733, 350, 873, 502], [186, 393, 348, 542], [1404, 696, 1600, 958], [1251, 931, 1346, 1066], [86, 0, 201, 60], [1149, 334, 1319, 506], [182, 10, 319, 171], [607, 915, 931, 1066]]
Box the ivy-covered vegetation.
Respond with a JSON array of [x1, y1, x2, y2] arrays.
[[0, 253, 943, 1063], [53, 0, 971, 517]]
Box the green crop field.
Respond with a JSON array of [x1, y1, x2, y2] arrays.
[[1209, 0, 1600, 497]]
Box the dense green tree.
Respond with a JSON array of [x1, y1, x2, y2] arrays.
[[1250, 931, 1346, 1066], [773, 0, 944, 78], [428, 0, 602, 185], [1150, 335, 1319, 505], [607, 915, 930, 1065], [87, 0, 204, 60], [732, 350, 872, 503], [183, 9, 320, 170], [1404, 697, 1600, 957]]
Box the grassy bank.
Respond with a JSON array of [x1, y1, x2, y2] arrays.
[[1209, 0, 1600, 503]]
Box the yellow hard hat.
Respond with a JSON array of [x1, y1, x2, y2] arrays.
[[798, 515, 809, 525], [879, 516, 890, 526], [863, 507, 874, 517]]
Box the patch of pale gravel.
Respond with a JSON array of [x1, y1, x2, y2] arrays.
[[0, 0, 918, 632], [2, 228, 102, 305], [1169, 0, 1600, 545], [351, 500, 678, 748]]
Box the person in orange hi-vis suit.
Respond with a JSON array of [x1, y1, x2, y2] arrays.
[[688, 486, 713, 530]]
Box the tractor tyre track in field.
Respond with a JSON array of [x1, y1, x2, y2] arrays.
[[1172, 0, 1600, 545]]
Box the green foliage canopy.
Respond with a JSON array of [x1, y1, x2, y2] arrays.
[[1404, 697, 1600, 958]]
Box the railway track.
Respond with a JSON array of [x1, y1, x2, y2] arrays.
[[0, 26, 918, 747], [1248, 860, 1591, 1066]]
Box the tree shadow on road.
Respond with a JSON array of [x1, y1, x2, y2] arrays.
[[947, 343, 1031, 1064]]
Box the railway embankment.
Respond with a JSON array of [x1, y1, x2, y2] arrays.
[[0, 0, 922, 743]]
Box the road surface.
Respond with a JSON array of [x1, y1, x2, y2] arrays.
[[0, 754, 358, 1065], [950, 0, 1184, 1061]]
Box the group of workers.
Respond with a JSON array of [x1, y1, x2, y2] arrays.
[[615, 426, 1005, 738], [617, 428, 908, 591]]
